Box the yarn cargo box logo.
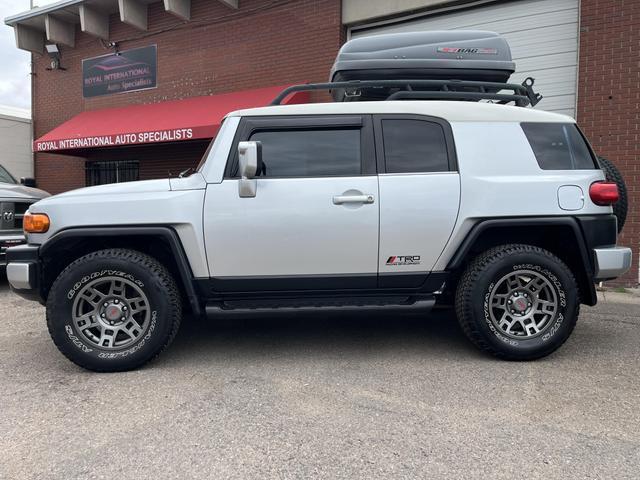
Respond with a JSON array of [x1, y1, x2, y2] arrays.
[[82, 45, 157, 98]]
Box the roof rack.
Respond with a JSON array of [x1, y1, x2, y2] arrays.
[[271, 78, 542, 108]]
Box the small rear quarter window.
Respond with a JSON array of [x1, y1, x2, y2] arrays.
[[521, 123, 597, 170]]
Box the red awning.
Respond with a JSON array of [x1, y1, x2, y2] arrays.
[[34, 84, 308, 153]]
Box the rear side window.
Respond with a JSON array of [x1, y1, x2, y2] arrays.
[[381, 119, 450, 173], [248, 128, 361, 177], [521, 123, 597, 170]]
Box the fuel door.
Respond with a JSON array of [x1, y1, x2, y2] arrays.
[[558, 185, 585, 211]]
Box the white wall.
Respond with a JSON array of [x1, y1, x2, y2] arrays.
[[349, 0, 579, 117], [0, 110, 33, 180]]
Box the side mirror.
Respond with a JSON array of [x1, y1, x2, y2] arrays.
[[20, 177, 37, 188], [238, 141, 262, 198]]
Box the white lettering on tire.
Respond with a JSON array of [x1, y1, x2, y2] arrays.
[[66, 269, 153, 357], [65, 325, 93, 353], [67, 270, 144, 300]]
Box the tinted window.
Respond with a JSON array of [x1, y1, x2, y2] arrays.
[[248, 129, 361, 177], [382, 119, 449, 173], [521, 123, 597, 170]]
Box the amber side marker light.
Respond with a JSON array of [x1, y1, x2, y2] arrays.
[[23, 213, 50, 233]]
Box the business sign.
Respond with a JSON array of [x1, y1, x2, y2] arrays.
[[82, 45, 157, 98], [33, 128, 202, 152]]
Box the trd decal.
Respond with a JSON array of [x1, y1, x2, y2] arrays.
[[386, 255, 421, 266]]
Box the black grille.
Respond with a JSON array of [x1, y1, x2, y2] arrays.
[[0, 201, 33, 231]]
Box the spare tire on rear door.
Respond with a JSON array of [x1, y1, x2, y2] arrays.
[[597, 156, 628, 234]]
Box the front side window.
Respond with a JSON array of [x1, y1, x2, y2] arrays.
[[521, 123, 597, 170], [248, 128, 361, 177], [382, 119, 450, 173]]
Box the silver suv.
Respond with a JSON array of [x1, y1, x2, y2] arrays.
[[4, 32, 633, 371]]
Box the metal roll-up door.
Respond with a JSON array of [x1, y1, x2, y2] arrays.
[[350, 0, 579, 117]]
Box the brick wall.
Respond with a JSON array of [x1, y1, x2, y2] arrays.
[[577, 0, 640, 287], [33, 0, 343, 192]]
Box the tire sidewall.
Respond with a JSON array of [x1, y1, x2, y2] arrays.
[[470, 252, 578, 357], [47, 254, 176, 371]]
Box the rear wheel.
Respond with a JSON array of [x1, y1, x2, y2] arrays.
[[455, 244, 579, 360], [46, 248, 182, 372]]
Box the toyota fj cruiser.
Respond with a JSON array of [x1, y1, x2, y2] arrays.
[[6, 31, 632, 371]]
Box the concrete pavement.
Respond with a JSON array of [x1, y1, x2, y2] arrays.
[[1, 280, 639, 479]]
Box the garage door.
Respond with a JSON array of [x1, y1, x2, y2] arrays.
[[350, 0, 579, 117]]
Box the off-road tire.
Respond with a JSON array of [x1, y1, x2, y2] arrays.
[[597, 156, 628, 233], [455, 244, 579, 360], [46, 249, 182, 372]]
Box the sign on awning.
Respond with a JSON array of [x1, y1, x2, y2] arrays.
[[33, 84, 310, 153]]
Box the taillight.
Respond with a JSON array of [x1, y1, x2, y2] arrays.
[[589, 181, 619, 206]]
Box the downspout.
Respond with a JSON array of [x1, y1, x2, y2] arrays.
[[30, 0, 35, 181]]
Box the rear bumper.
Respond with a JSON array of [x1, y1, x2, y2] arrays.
[[577, 214, 632, 284], [5, 244, 41, 302], [593, 246, 632, 281]]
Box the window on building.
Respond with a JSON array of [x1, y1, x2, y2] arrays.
[[521, 123, 597, 170], [381, 119, 450, 173], [248, 128, 362, 177], [86, 160, 140, 186], [0, 164, 17, 184]]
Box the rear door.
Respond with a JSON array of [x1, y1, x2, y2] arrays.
[[203, 115, 380, 290], [375, 115, 461, 287]]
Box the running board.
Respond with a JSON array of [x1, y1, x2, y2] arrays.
[[205, 296, 435, 318]]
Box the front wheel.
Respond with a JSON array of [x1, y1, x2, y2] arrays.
[[46, 249, 182, 372], [455, 244, 579, 360]]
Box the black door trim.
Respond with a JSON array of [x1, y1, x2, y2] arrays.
[[197, 271, 449, 299], [208, 273, 377, 292]]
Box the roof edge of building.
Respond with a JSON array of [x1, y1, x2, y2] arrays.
[[0, 105, 31, 123], [4, 0, 83, 26]]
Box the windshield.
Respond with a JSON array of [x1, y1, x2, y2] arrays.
[[0, 165, 17, 184]]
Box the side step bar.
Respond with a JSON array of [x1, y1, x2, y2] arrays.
[[205, 296, 435, 318]]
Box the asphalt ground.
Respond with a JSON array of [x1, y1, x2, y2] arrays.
[[1, 278, 639, 479]]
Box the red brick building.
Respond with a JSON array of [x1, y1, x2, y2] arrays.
[[7, 0, 343, 193], [4, 0, 638, 285]]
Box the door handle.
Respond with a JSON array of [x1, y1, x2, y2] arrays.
[[332, 194, 375, 205]]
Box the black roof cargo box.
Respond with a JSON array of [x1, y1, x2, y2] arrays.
[[330, 30, 516, 101]]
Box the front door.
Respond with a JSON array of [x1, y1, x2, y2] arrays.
[[203, 115, 379, 291]]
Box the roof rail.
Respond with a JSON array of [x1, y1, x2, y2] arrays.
[[271, 78, 543, 108]]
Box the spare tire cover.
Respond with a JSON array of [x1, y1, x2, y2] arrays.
[[597, 156, 628, 234]]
